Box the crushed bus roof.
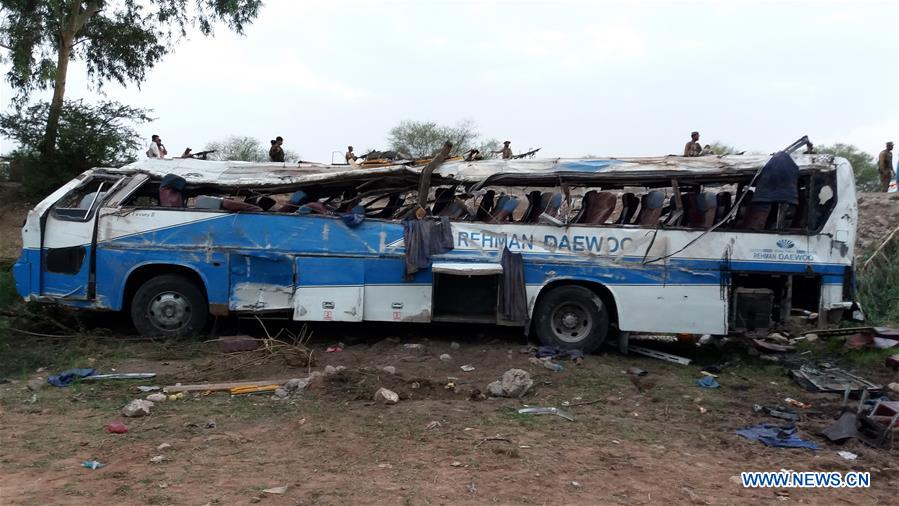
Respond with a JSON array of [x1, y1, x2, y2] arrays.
[[102, 154, 840, 190]]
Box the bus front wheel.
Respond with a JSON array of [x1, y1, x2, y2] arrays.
[[533, 285, 609, 353], [131, 274, 208, 338]]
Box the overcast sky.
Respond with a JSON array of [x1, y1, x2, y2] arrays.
[[1, 0, 897, 162]]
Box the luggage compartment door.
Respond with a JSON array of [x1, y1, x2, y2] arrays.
[[293, 257, 364, 322]]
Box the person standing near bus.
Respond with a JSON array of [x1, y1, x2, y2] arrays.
[[269, 136, 285, 162], [345, 145, 357, 164], [146, 135, 166, 159], [878, 141, 894, 192], [684, 131, 702, 157]]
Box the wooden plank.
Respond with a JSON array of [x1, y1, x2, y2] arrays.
[[164, 379, 292, 393]]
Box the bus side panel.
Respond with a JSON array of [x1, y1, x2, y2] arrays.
[[610, 285, 728, 334], [229, 252, 295, 312], [293, 257, 364, 322], [362, 257, 432, 322]]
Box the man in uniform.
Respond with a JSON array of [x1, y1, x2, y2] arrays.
[[493, 141, 513, 159], [879, 141, 894, 192], [683, 131, 701, 157], [269, 136, 285, 162]]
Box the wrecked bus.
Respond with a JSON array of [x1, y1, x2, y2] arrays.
[[13, 152, 857, 351]]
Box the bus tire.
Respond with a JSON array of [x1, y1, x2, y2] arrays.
[[130, 274, 208, 338], [533, 285, 609, 353]]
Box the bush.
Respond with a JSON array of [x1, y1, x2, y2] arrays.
[[857, 234, 899, 326]]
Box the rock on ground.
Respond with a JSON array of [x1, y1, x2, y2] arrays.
[[374, 387, 399, 405], [121, 399, 154, 417], [487, 369, 533, 398]]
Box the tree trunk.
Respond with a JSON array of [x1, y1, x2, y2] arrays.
[[41, 32, 74, 155]]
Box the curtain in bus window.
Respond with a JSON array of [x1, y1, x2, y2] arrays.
[[498, 248, 529, 324], [753, 152, 799, 205], [402, 216, 454, 277]]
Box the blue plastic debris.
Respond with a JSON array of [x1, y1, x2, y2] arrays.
[[735, 423, 819, 450], [82, 460, 105, 470], [696, 376, 720, 389], [48, 368, 96, 387]]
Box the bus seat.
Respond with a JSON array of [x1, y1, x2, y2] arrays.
[[688, 192, 717, 228], [432, 187, 455, 215], [636, 191, 665, 225], [744, 202, 771, 231], [245, 195, 276, 211], [492, 196, 519, 222], [715, 192, 732, 223], [663, 194, 684, 226], [475, 190, 496, 222], [519, 190, 543, 223], [579, 191, 617, 224], [541, 192, 563, 217], [617, 192, 640, 224], [222, 199, 263, 212], [375, 193, 405, 218], [572, 190, 595, 223], [791, 187, 809, 229], [298, 202, 330, 215]]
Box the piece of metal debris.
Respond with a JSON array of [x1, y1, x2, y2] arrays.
[[83, 373, 157, 381], [628, 346, 692, 365], [517, 407, 575, 421], [791, 365, 880, 394]]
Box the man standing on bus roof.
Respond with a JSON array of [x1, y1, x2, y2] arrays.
[[269, 136, 285, 162], [684, 131, 702, 157], [879, 141, 894, 192], [493, 141, 513, 159], [345, 145, 357, 164], [146, 135, 166, 159]]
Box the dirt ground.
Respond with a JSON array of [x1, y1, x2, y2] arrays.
[[1, 322, 897, 505]]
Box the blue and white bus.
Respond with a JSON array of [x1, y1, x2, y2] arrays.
[[13, 152, 857, 351]]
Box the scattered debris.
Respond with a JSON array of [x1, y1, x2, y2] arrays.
[[886, 355, 899, 370], [696, 376, 720, 389], [450, 342, 461, 350], [518, 407, 575, 422], [888, 383, 899, 394], [627, 367, 648, 377], [137, 386, 161, 393], [146, 393, 167, 403], [569, 481, 582, 488], [205, 420, 217, 429], [752, 339, 795, 353], [402, 343, 425, 353], [486, 369, 533, 398], [381, 366, 396, 375], [536, 345, 584, 361], [82, 460, 105, 470], [230, 384, 279, 395], [324, 365, 338, 375], [439, 354, 452, 362], [167, 392, 184, 401], [736, 423, 819, 450], [26, 377, 47, 391], [784, 398, 811, 409], [697, 406, 708, 414], [837, 451, 858, 461], [121, 399, 154, 418], [157, 443, 172, 451], [466, 482, 477, 494], [283, 377, 310, 392], [791, 365, 880, 393], [217, 335, 260, 353], [426, 421, 441, 430], [149, 455, 165, 464], [475, 436, 512, 447], [460, 364, 475, 372], [753, 404, 800, 421], [628, 346, 692, 365], [106, 421, 128, 434], [325, 345, 343, 353], [374, 387, 399, 405], [263, 486, 288, 495], [164, 379, 293, 394], [450, 460, 462, 467], [48, 368, 95, 387], [820, 411, 860, 443], [82, 373, 156, 381], [272, 388, 289, 399]]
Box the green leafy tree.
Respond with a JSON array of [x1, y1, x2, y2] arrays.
[[387, 119, 499, 159], [816, 143, 879, 191], [0, 0, 262, 154], [204, 136, 299, 163], [706, 141, 741, 155], [0, 99, 152, 195]]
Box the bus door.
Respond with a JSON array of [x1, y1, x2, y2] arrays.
[[293, 257, 364, 321], [40, 174, 123, 300]]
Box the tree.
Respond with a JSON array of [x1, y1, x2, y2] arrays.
[[204, 135, 300, 163], [387, 119, 500, 159], [0, 0, 262, 154], [0, 99, 151, 194], [816, 143, 879, 191]]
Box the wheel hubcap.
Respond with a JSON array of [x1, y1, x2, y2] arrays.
[[147, 292, 191, 331], [551, 302, 593, 343]]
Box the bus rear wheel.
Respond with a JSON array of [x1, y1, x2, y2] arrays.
[[131, 274, 208, 338], [533, 285, 609, 353]]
